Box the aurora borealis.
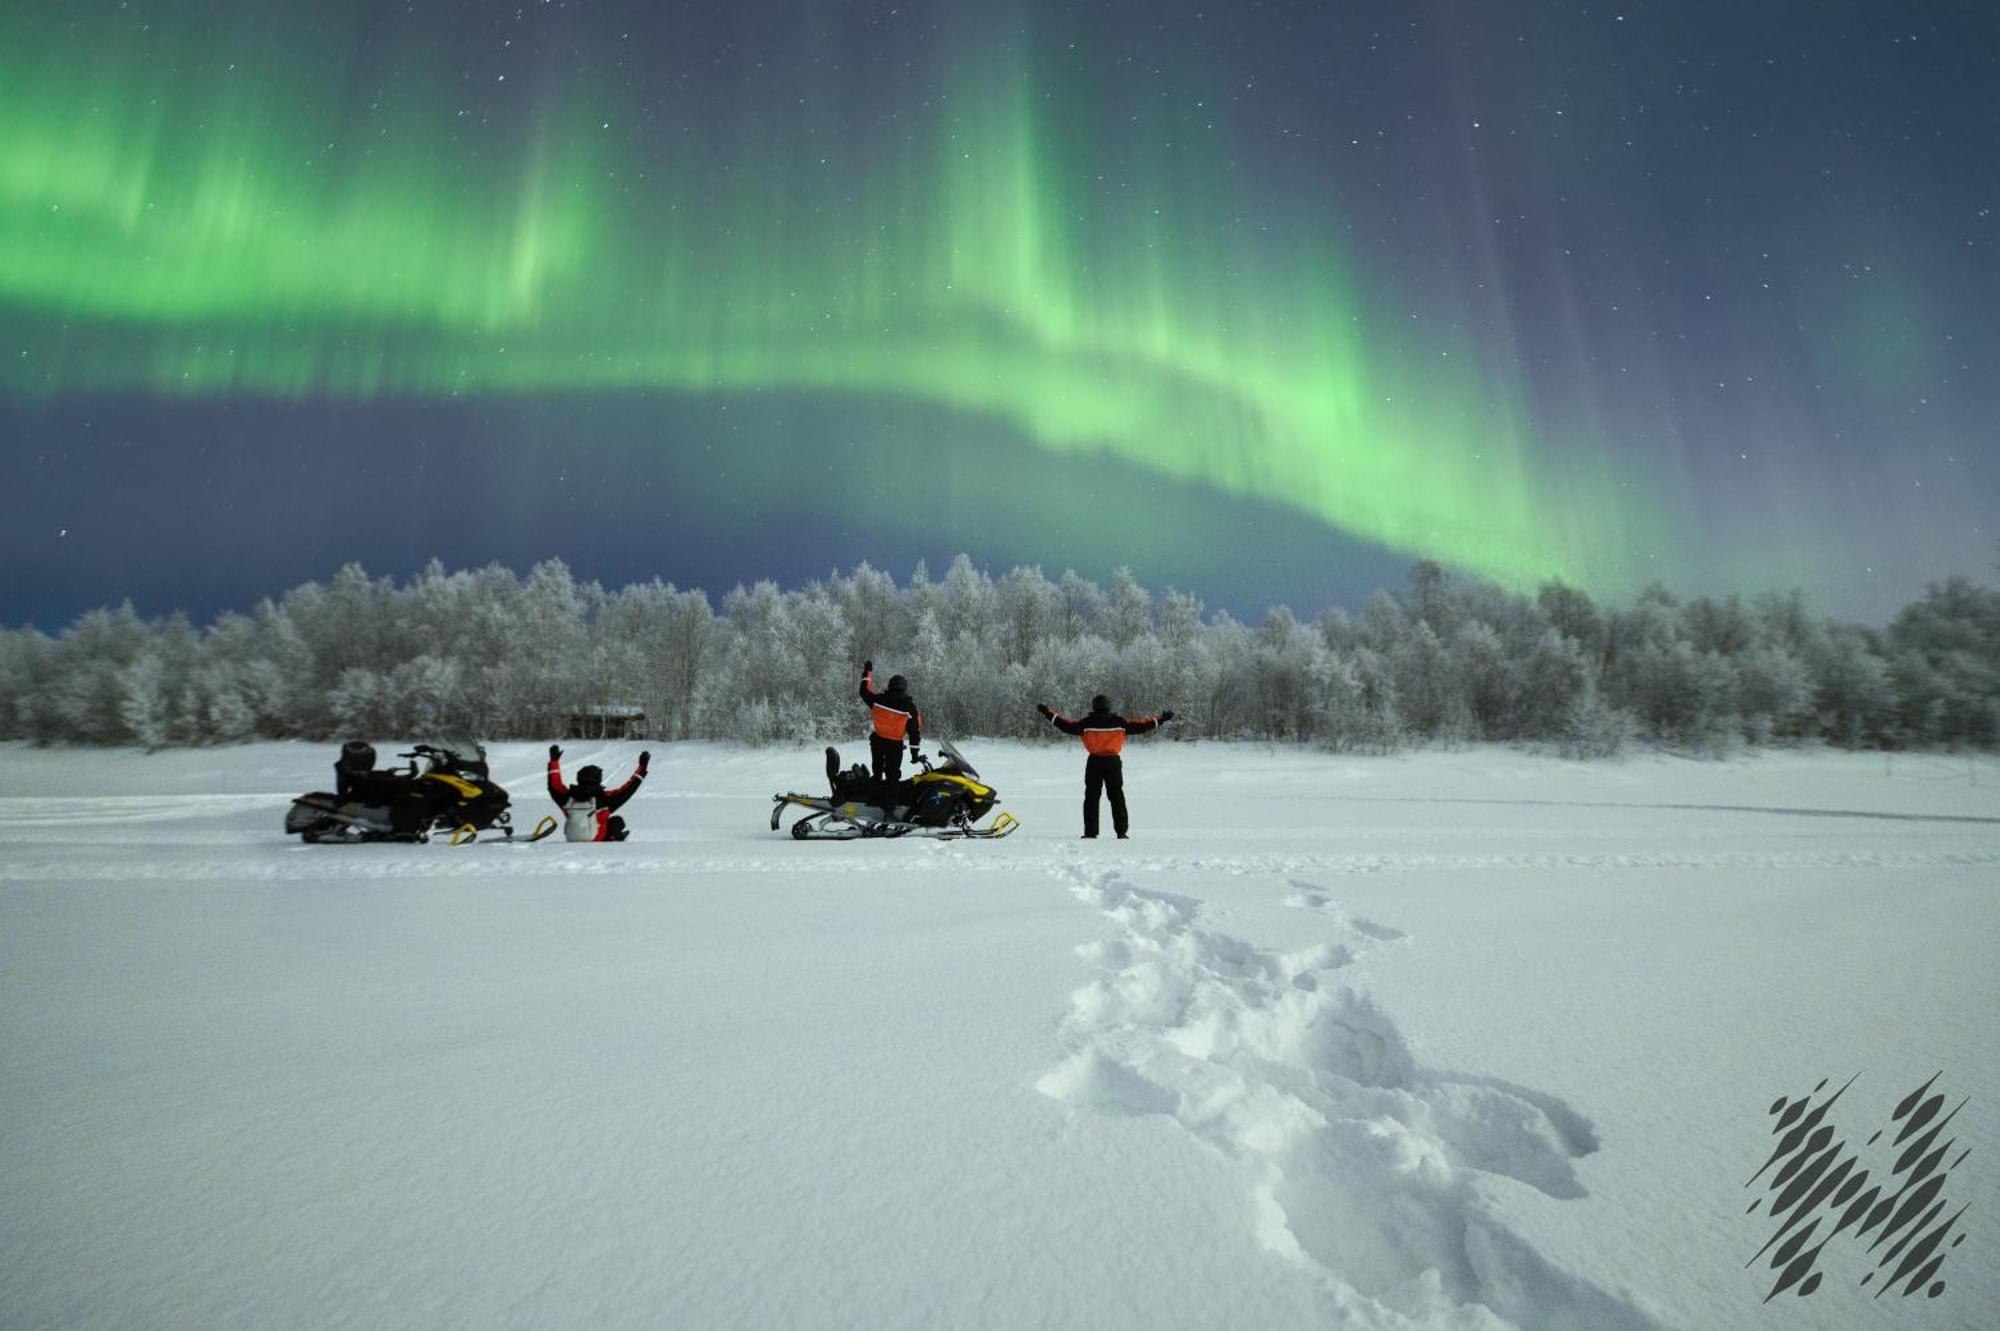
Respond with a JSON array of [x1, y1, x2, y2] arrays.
[[3, 0, 1995, 624]]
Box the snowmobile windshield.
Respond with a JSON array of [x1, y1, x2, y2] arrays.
[[937, 740, 976, 778], [424, 737, 487, 771]]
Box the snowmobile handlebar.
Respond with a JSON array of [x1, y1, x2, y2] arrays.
[[397, 744, 468, 762], [393, 744, 460, 774]]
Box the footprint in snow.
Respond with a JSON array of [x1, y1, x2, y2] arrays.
[[1041, 867, 1660, 1331], [1284, 878, 1408, 942]]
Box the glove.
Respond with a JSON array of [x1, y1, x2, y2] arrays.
[[909, 747, 922, 761], [863, 659, 873, 674], [637, 750, 651, 774], [549, 744, 562, 760], [1035, 702, 1053, 718], [1159, 709, 1175, 724]]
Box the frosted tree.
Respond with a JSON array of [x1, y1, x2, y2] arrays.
[[995, 566, 1061, 667], [1028, 631, 1116, 731], [388, 655, 465, 736], [1201, 612, 1255, 737], [1451, 620, 1516, 739], [1309, 648, 1368, 750], [1734, 644, 1816, 742], [1536, 580, 1605, 664], [906, 559, 941, 629], [907, 609, 953, 731], [116, 647, 173, 750], [4, 551, 1991, 753], [1117, 634, 1176, 726], [1348, 645, 1405, 752], [1315, 605, 1358, 654], [1057, 569, 1107, 641], [1683, 594, 1756, 657], [1517, 629, 1590, 738], [1408, 560, 1452, 634], [1106, 567, 1153, 651], [503, 560, 589, 735], [1391, 620, 1458, 737], [721, 581, 798, 718], [938, 554, 995, 647], [54, 604, 150, 744], [1886, 577, 2000, 744], [198, 664, 259, 744], [1254, 608, 1319, 740], [1361, 587, 1405, 656], [1809, 629, 1894, 748], [329, 667, 390, 737], [0, 628, 56, 741], [836, 563, 909, 667], [1156, 588, 1211, 732], [783, 589, 856, 738]]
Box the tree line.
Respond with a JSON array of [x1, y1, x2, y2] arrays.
[[0, 556, 1994, 753]]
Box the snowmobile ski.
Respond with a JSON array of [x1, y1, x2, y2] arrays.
[[772, 799, 1021, 840], [450, 813, 560, 846]]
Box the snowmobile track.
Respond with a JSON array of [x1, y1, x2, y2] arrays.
[[3, 844, 1993, 883]]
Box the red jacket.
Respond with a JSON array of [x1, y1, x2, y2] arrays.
[[548, 757, 644, 842]]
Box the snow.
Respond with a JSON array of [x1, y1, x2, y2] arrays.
[[2, 740, 1995, 1329]]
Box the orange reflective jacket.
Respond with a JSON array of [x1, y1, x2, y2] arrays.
[[1050, 709, 1159, 755], [871, 702, 916, 742], [1080, 727, 1127, 756], [859, 669, 923, 745]]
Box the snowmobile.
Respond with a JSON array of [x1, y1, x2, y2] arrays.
[[771, 740, 1020, 841], [286, 740, 544, 844]]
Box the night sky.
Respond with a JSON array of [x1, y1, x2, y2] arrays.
[[3, 0, 1995, 628]]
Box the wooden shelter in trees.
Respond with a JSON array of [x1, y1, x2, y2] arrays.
[[566, 704, 648, 740]]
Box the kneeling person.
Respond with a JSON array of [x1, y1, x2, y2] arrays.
[[548, 744, 648, 842]]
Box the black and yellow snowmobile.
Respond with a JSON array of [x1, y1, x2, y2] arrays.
[[286, 740, 543, 844], [771, 740, 1019, 840]]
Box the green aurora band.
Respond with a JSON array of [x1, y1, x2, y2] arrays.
[[0, 15, 1661, 591]]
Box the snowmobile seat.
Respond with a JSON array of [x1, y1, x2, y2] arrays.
[[824, 748, 878, 804]]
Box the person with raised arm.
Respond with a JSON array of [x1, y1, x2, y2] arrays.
[[547, 744, 648, 842], [858, 660, 923, 805], [1035, 694, 1174, 839]]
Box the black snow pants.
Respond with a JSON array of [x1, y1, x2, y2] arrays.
[[869, 735, 906, 808], [1083, 754, 1128, 838]]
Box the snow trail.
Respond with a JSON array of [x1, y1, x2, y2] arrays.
[[1038, 857, 1664, 1329]]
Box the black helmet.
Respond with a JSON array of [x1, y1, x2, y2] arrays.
[[1091, 694, 1111, 713], [888, 674, 908, 694], [338, 740, 376, 772], [574, 764, 604, 789]]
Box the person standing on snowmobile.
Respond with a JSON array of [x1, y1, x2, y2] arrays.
[[858, 661, 923, 797], [547, 744, 648, 842], [1035, 695, 1174, 839]]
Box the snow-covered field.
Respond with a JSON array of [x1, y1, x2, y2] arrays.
[[2, 739, 1995, 1330]]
